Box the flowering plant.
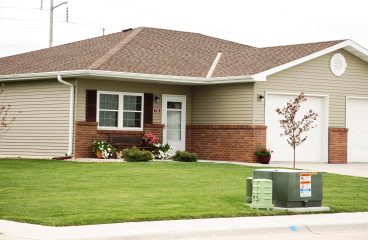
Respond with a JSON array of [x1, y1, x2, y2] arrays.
[[143, 133, 159, 145], [152, 143, 173, 159], [255, 147, 273, 157], [92, 140, 116, 159]]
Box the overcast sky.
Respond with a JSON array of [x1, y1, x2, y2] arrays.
[[1, 0, 368, 57]]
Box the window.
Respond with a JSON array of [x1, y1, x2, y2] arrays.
[[99, 94, 119, 127], [123, 95, 142, 128], [97, 91, 143, 130]]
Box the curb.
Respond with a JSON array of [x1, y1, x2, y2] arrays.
[[1, 212, 368, 240]]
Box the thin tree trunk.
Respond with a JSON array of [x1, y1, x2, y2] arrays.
[[293, 145, 296, 169]]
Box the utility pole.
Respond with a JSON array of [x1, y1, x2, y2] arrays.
[[49, 0, 68, 47]]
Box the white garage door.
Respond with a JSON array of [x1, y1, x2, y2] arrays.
[[265, 93, 327, 162], [347, 98, 368, 162]]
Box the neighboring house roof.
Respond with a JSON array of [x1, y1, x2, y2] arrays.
[[0, 27, 367, 84]]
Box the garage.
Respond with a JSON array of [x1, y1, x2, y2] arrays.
[[265, 93, 328, 162], [346, 97, 368, 162]]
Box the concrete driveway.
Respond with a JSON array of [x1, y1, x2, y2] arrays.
[[201, 160, 368, 178], [251, 162, 368, 178]]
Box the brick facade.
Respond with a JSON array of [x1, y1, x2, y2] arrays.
[[74, 122, 266, 162], [328, 127, 348, 164], [74, 121, 163, 158], [75, 123, 350, 164], [186, 125, 267, 162]]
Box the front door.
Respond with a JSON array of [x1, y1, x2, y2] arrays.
[[162, 95, 186, 154]]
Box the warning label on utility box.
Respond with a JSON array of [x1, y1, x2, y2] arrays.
[[300, 173, 312, 197]]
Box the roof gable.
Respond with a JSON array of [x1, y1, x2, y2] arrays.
[[253, 40, 368, 79]]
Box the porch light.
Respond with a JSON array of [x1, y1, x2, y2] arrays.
[[154, 95, 160, 103], [257, 94, 265, 102]]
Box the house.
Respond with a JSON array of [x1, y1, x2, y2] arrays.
[[0, 27, 367, 163]]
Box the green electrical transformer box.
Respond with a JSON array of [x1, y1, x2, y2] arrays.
[[253, 169, 323, 208]]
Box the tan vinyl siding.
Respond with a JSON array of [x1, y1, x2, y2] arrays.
[[254, 50, 368, 127], [76, 79, 192, 124], [192, 83, 254, 124], [0, 80, 69, 158]]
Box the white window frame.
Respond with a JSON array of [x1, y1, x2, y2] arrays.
[[97, 90, 144, 131]]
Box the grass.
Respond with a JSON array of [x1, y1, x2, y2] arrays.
[[0, 159, 367, 226]]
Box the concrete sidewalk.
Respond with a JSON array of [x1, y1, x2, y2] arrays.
[[0, 212, 367, 240], [200, 160, 368, 178]]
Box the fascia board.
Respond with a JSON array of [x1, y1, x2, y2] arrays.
[[0, 70, 258, 85]]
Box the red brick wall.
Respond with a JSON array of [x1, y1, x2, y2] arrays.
[[74, 122, 163, 158], [328, 127, 348, 164], [75, 122, 266, 162], [186, 125, 267, 162]]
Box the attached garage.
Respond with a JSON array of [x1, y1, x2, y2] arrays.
[[346, 97, 368, 162], [265, 93, 328, 162]]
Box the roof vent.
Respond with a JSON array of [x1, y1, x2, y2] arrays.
[[122, 28, 133, 32], [330, 53, 347, 76]]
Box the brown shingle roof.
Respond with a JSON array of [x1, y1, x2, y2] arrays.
[[0, 27, 345, 77]]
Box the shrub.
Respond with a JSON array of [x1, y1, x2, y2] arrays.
[[173, 151, 198, 162], [255, 147, 273, 157], [123, 146, 153, 162]]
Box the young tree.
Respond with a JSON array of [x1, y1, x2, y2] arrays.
[[0, 83, 16, 136], [275, 92, 318, 169]]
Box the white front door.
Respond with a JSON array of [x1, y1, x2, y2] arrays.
[[265, 93, 328, 162], [347, 97, 368, 162], [162, 95, 186, 153]]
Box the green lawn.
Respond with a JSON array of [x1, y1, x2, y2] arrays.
[[0, 159, 367, 226]]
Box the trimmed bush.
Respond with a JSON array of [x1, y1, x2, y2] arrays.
[[173, 151, 198, 162], [123, 146, 153, 162]]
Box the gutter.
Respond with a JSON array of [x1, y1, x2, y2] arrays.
[[0, 70, 263, 84], [57, 75, 74, 157]]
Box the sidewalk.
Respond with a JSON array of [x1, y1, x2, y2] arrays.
[[1, 212, 368, 240]]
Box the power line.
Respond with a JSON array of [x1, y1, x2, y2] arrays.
[[0, 6, 40, 10], [0, 17, 46, 22], [102, 0, 272, 45], [0, 17, 103, 30]]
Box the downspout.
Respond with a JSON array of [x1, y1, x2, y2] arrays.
[[57, 75, 74, 157]]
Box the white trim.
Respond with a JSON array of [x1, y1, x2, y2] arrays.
[[206, 52, 222, 79], [97, 90, 144, 131], [266, 91, 329, 98], [346, 96, 368, 100], [253, 40, 368, 79], [265, 91, 329, 163], [57, 75, 74, 157], [0, 70, 258, 85], [162, 94, 186, 151]]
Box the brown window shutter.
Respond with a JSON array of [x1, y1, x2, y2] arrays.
[[144, 93, 154, 124], [86, 90, 97, 122]]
